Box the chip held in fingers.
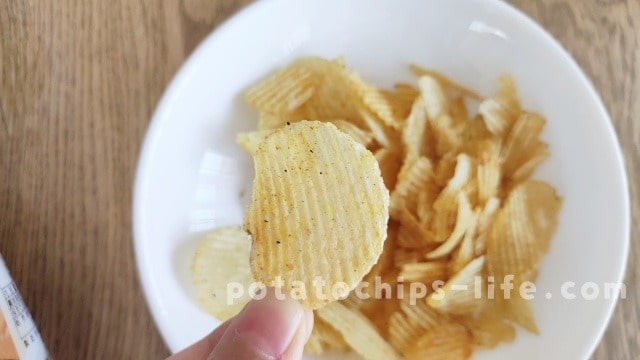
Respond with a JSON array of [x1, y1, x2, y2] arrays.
[[191, 56, 562, 360], [244, 120, 390, 309]]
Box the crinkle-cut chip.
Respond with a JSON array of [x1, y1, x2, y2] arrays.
[[394, 248, 425, 267], [317, 302, 400, 360], [374, 147, 403, 191], [293, 57, 364, 125], [462, 114, 493, 144], [257, 112, 285, 130], [246, 121, 389, 309], [191, 226, 253, 321], [478, 75, 521, 136], [475, 197, 501, 256], [405, 322, 472, 360], [395, 207, 436, 249], [426, 193, 474, 259], [476, 140, 502, 203], [427, 256, 485, 316], [328, 119, 375, 147], [380, 89, 407, 122], [510, 142, 550, 183], [245, 64, 315, 114], [485, 180, 561, 282], [409, 64, 483, 100], [418, 75, 448, 120], [391, 156, 435, 214], [430, 113, 462, 157], [416, 190, 436, 229], [431, 154, 474, 241], [399, 261, 449, 285], [434, 152, 457, 187], [501, 112, 547, 176], [313, 316, 350, 351], [360, 296, 401, 337], [449, 96, 470, 128], [346, 69, 401, 129], [359, 107, 401, 149], [402, 96, 432, 162], [459, 311, 516, 349], [496, 292, 539, 334], [389, 298, 448, 353], [236, 130, 275, 156], [364, 223, 397, 284], [392, 82, 420, 119], [450, 209, 479, 273], [304, 329, 325, 355]]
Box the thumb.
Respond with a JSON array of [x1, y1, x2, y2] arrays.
[[209, 288, 313, 360]]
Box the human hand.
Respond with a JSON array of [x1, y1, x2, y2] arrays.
[[167, 288, 313, 360]]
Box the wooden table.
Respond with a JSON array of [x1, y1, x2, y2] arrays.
[[0, 0, 637, 358]]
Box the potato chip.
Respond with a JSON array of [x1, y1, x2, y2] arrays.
[[304, 329, 325, 355], [409, 64, 483, 100], [476, 140, 502, 203], [404, 323, 473, 360], [427, 256, 485, 316], [393, 83, 420, 119], [317, 302, 400, 360], [460, 311, 516, 349], [236, 130, 275, 156], [360, 107, 401, 149], [294, 57, 364, 125], [391, 156, 435, 215], [245, 121, 389, 309], [389, 298, 447, 353], [399, 261, 448, 285], [431, 154, 473, 242], [426, 193, 473, 259], [418, 75, 448, 121], [364, 223, 397, 284], [191, 226, 253, 321], [478, 75, 521, 136], [485, 180, 561, 281], [496, 292, 539, 334], [395, 207, 436, 249], [402, 96, 431, 162], [450, 209, 479, 273], [374, 147, 403, 190], [347, 69, 401, 129], [313, 316, 349, 351], [474, 197, 501, 256], [510, 142, 550, 183], [245, 64, 315, 114], [501, 112, 547, 177], [328, 119, 375, 147]]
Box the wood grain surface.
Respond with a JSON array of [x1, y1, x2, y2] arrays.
[[0, 0, 637, 359]]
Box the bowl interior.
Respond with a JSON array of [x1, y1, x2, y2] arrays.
[[133, 0, 629, 358]]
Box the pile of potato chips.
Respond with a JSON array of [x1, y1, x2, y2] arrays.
[[192, 57, 561, 359]]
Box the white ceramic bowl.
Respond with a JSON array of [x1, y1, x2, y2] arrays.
[[133, 0, 630, 358]]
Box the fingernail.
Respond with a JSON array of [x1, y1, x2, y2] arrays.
[[233, 288, 305, 357]]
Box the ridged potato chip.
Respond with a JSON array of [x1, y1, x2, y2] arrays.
[[245, 121, 389, 309], [191, 226, 253, 321], [245, 63, 315, 114], [236, 130, 275, 156], [485, 180, 561, 281], [317, 302, 400, 360], [404, 322, 472, 360], [427, 256, 485, 316]]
